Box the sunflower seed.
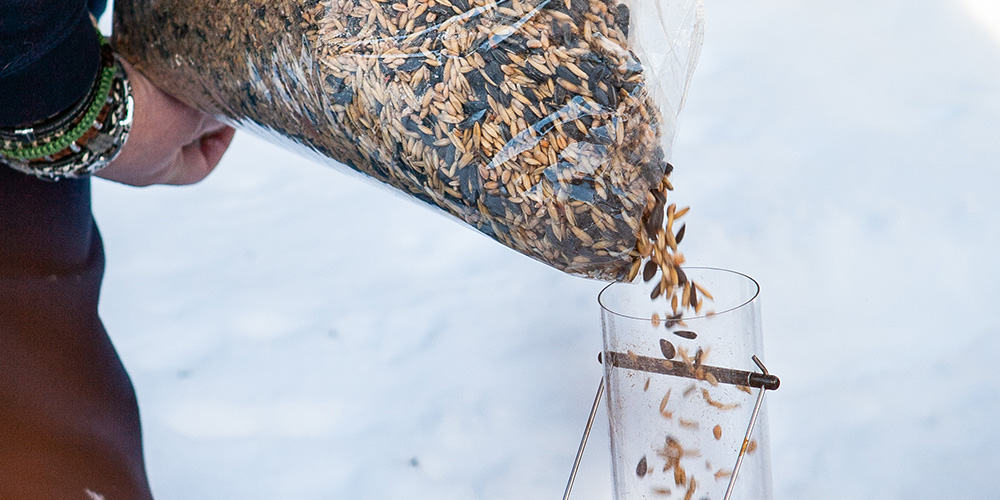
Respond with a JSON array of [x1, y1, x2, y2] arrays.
[[659, 338, 676, 359], [673, 330, 698, 340]]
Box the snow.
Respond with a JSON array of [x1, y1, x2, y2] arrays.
[[93, 0, 1000, 498]]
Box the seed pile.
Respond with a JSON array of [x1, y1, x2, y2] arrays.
[[113, 0, 690, 281]]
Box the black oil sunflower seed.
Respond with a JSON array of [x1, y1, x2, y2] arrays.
[[672, 330, 698, 340], [675, 223, 686, 244], [642, 260, 658, 282], [398, 57, 423, 72], [636, 455, 648, 478], [659, 338, 676, 359], [555, 66, 581, 86]]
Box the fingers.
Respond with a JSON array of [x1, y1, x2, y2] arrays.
[[199, 126, 236, 171], [193, 115, 231, 140], [159, 126, 236, 185]]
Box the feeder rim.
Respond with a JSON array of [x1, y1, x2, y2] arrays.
[[597, 266, 760, 322]]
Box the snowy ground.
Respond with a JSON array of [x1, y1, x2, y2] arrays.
[[94, 1, 1000, 498]]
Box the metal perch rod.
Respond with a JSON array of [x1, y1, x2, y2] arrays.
[[605, 351, 780, 390]]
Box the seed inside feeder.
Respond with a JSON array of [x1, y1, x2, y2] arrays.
[[659, 338, 676, 359]]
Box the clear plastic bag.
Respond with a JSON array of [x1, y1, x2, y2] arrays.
[[113, 0, 703, 280]]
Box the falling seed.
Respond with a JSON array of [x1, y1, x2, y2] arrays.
[[678, 347, 694, 371], [643, 377, 650, 391], [714, 468, 732, 481], [659, 338, 676, 359], [651, 312, 661, 327], [636, 455, 648, 477], [746, 440, 758, 454], [693, 282, 714, 301], [675, 223, 686, 244], [683, 476, 697, 500], [665, 312, 683, 328], [673, 330, 698, 340], [658, 389, 672, 417], [659, 435, 684, 466], [712, 425, 722, 440], [674, 464, 686, 486], [702, 388, 741, 410], [678, 418, 699, 429], [642, 260, 658, 282]]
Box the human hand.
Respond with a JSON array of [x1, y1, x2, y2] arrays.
[[97, 58, 235, 186]]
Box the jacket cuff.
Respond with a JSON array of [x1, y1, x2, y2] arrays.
[[0, 11, 101, 128]]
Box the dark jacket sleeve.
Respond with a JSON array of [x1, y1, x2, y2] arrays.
[[1, 4, 154, 498], [1, 0, 106, 273], [0, 0, 106, 127]]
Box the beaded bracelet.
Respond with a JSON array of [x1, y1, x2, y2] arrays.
[[0, 32, 134, 181]]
